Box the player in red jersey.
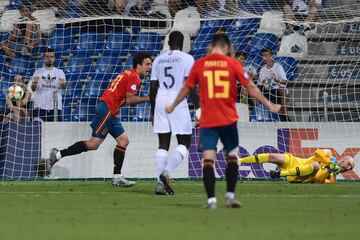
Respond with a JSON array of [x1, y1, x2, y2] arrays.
[[46, 52, 152, 187], [166, 34, 281, 209]]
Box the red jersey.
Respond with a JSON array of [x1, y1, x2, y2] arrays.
[[185, 53, 250, 128], [100, 69, 140, 115]]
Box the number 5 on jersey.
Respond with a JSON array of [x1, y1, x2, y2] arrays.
[[204, 70, 230, 99]]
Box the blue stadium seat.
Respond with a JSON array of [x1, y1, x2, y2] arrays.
[[228, 30, 251, 52], [65, 53, 92, 81], [7, 55, 35, 79], [120, 105, 134, 122], [93, 53, 123, 75], [105, 32, 131, 56], [239, 1, 275, 14], [63, 81, 83, 99], [199, 18, 231, 34], [246, 33, 279, 54], [48, 28, 72, 55], [190, 34, 212, 59], [73, 32, 104, 55], [123, 56, 133, 71], [132, 32, 162, 56], [245, 54, 264, 73], [83, 79, 109, 99], [228, 18, 260, 36], [0, 32, 10, 42], [61, 98, 74, 122], [250, 104, 279, 122], [274, 56, 299, 81], [72, 99, 97, 122], [132, 102, 151, 122]]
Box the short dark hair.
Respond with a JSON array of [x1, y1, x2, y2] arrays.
[[169, 31, 184, 51], [45, 48, 55, 54], [133, 52, 151, 69], [211, 33, 231, 48], [235, 51, 247, 59], [262, 48, 273, 55]]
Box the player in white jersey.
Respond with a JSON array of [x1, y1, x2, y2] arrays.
[[150, 31, 199, 195], [31, 48, 66, 122]]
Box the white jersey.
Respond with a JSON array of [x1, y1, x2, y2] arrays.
[[32, 67, 66, 110], [151, 50, 194, 96], [151, 50, 194, 135], [258, 62, 287, 90]]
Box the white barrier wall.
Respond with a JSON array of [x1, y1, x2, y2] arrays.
[[42, 122, 360, 180]]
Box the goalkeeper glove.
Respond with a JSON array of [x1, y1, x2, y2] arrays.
[[327, 156, 340, 174]]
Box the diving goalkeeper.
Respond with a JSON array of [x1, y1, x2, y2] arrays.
[[239, 149, 355, 183]]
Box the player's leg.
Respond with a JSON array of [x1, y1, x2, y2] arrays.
[[219, 122, 241, 208], [276, 162, 320, 178], [110, 117, 135, 187], [160, 105, 192, 195], [49, 101, 110, 166], [240, 153, 287, 165], [200, 127, 219, 209], [153, 95, 172, 193], [155, 133, 171, 195], [49, 136, 103, 166], [165, 134, 190, 174]]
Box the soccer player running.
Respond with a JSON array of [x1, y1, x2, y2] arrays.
[[166, 34, 281, 209], [48, 52, 152, 187], [240, 149, 355, 184], [150, 31, 199, 195]]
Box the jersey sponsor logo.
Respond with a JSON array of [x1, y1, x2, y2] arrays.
[[42, 74, 57, 83], [130, 84, 137, 91]]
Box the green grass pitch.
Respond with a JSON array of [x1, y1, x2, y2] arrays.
[[0, 181, 359, 240]]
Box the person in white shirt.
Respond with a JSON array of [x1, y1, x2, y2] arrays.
[[258, 48, 289, 121], [283, 0, 322, 30], [150, 31, 199, 195], [31, 48, 66, 122]]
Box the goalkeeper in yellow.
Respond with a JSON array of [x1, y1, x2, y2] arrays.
[[240, 149, 355, 183]]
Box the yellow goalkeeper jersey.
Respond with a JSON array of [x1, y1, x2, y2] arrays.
[[283, 149, 336, 183]]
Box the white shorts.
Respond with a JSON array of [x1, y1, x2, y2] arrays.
[[153, 94, 192, 135]]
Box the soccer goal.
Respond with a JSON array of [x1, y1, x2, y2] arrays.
[[0, 0, 359, 181]]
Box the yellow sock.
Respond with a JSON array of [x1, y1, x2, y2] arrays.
[[280, 164, 314, 177], [240, 154, 269, 164]]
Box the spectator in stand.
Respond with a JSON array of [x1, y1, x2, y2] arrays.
[[236, 52, 257, 109], [0, 2, 41, 58], [31, 48, 66, 122], [169, 0, 199, 16], [283, 0, 321, 31], [5, 75, 32, 123], [258, 48, 289, 121]]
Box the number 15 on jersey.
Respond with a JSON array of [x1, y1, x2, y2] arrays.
[[203, 70, 230, 99]]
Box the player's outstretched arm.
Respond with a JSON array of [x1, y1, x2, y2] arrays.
[[166, 85, 191, 113], [245, 82, 281, 113], [126, 92, 149, 105]]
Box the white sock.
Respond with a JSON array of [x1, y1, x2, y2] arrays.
[[225, 192, 235, 199], [156, 149, 168, 181], [56, 151, 62, 160], [165, 144, 187, 174], [207, 197, 217, 204]]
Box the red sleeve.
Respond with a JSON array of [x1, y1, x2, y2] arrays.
[[185, 61, 199, 89], [127, 75, 140, 95], [232, 59, 250, 86]]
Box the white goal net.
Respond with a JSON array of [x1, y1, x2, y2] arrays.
[[0, 0, 359, 181]]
